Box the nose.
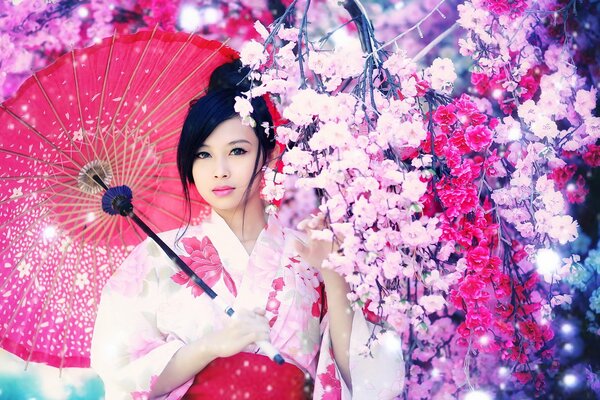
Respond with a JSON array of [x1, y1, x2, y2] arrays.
[[213, 157, 230, 178]]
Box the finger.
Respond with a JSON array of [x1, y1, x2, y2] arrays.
[[253, 308, 266, 316], [242, 330, 269, 345], [311, 212, 326, 226], [297, 218, 310, 231], [293, 237, 307, 255]]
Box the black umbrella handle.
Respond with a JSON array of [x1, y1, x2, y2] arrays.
[[128, 211, 219, 301], [94, 177, 284, 364], [128, 212, 284, 364]]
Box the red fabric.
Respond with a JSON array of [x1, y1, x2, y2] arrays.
[[183, 352, 308, 400]]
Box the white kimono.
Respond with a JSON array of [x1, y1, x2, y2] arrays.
[[90, 209, 404, 399]]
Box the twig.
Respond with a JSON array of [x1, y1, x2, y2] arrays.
[[413, 22, 458, 63], [367, 0, 448, 57]]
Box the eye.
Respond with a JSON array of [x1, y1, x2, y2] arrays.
[[231, 148, 247, 156], [195, 151, 210, 159]]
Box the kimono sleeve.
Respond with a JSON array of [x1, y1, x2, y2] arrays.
[[314, 311, 405, 400], [90, 239, 192, 400]]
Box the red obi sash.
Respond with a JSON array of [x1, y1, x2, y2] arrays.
[[183, 352, 309, 399]]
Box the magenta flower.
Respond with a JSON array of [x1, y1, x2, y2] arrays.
[[171, 236, 237, 297]]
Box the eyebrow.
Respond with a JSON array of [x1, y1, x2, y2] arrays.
[[198, 140, 252, 148]]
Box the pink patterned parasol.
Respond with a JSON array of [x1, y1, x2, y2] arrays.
[[0, 28, 238, 368]]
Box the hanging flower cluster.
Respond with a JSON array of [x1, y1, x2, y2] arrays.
[[234, 0, 598, 397]]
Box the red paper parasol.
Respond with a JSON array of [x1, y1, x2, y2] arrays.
[[0, 28, 238, 368]]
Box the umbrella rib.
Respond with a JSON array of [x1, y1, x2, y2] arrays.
[[107, 26, 159, 134], [0, 181, 66, 206], [32, 74, 90, 167], [120, 31, 195, 131], [133, 84, 207, 148], [0, 104, 84, 170], [0, 210, 50, 257], [123, 216, 145, 249], [38, 191, 93, 203], [92, 35, 120, 182], [131, 183, 181, 203], [143, 175, 180, 181], [71, 51, 111, 190], [40, 205, 104, 235], [134, 197, 184, 223], [139, 187, 204, 206], [56, 211, 113, 253], [130, 175, 208, 207], [87, 214, 118, 314], [39, 175, 94, 200], [133, 39, 231, 130], [0, 222, 60, 343], [0, 148, 80, 174], [131, 202, 165, 234], [57, 235, 87, 370], [117, 121, 146, 188], [117, 126, 151, 189], [0, 174, 72, 181], [94, 33, 116, 136], [0, 196, 55, 230], [0, 227, 43, 295], [24, 234, 79, 367], [57, 209, 114, 242]]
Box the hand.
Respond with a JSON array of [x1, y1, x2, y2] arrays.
[[294, 212, 340, 272], [204, 308, 270, 359]]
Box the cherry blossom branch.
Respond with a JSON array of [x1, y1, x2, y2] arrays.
[[413, 22, 458, 63], [368, 0, 448, 56]]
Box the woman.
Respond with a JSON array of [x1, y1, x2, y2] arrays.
[[90, 60, 404, 399]]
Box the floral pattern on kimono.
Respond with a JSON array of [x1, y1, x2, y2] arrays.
[[90, 209, 404, 399]]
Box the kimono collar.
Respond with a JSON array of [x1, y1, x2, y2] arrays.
[[203, 209, 283, 271], [203, 208, 286, 309], [205, 209, 283, 249]]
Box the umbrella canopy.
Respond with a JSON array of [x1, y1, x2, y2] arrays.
[[0, 28, 238, 368]]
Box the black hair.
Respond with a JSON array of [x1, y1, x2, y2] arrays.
[[176, 59, 277, 236]]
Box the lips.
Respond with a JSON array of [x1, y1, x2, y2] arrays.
[[212, 186, 234, 197]]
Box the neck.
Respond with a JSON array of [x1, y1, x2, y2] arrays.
[[213, 198, 268, 243]]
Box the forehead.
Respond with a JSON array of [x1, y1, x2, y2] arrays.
[[201, 117, 257, 147]]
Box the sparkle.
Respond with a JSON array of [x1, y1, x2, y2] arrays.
[[535, 248, 561, 276], [86, 212, 96, 223], [563, 373, 578, 388], [561, 323, 574, 335], [77, 6, 89, 18], [330, 28, 353, 47], [43, 225, 57, 239], [178, 4, 202, 32], [464, 389, 493, 400], [380, 331, 402, 353], [564, 343, 574, 352], [508, 127, 522, 141]]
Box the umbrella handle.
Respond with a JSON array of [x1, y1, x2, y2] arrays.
[[99, 182, 286, 365], [129, 211, 285, 365]]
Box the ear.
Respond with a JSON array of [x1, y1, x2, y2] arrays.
[[266, 142, 284, 170]]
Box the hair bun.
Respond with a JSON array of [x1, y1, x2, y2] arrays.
[[208, 59, 252, 93]]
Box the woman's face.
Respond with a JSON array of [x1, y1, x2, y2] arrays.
[[192, 117, 263, 215]]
